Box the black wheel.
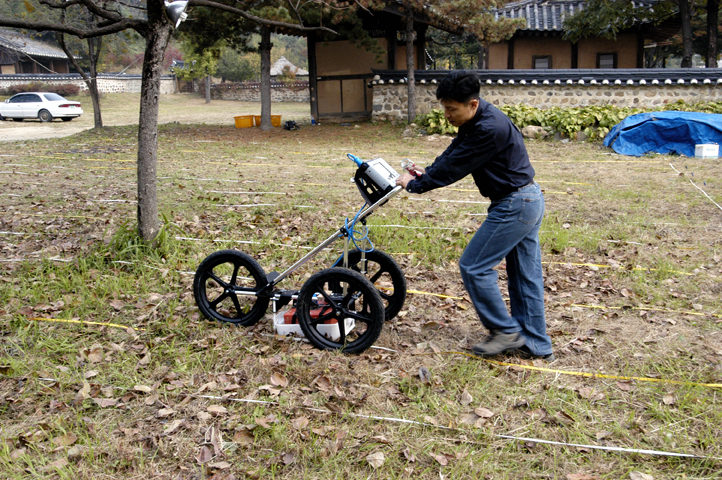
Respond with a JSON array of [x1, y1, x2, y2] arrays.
[[61, 117, 73, 122], [344, 249, 406, 321], [193, 249, 269, 326], [297, 268, 384, 353], [38, 110, 52, 122]]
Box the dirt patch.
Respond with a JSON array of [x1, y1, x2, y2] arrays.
[[0, 122, 88, 142]]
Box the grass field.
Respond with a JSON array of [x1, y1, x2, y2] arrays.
[[1, 98, 721, 479]]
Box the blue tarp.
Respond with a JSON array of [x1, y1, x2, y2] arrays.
[[603, 111, 722, 157]]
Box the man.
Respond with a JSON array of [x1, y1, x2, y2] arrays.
[[395, 71, 554, 361]]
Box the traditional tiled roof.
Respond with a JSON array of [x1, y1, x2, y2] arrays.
[[370, 68, 722, 87], [270, 56, 308, 76], [494, 0, 660, 32], [0, 29, 69, 60]]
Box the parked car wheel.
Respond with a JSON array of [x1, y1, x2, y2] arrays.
[[38, 109, 53, 122]]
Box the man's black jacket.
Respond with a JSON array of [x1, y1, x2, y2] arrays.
[[407, 99, 535, 200]]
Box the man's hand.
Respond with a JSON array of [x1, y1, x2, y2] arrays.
[[396, 172, 415, 189], [396, 165, 424, 189]]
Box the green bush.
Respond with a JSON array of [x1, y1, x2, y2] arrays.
[[499, 101, 722, 141], [415, 101, 722, 141], [414, 109, 458, 135]]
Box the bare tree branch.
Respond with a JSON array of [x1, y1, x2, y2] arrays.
[[39, 0, 124, 23], [0, 17, 144, 38], [286, 0, 305, 24], [188, 0, 338, 34], [57, 33, 90, 82]]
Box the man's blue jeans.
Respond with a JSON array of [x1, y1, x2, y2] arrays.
[[458, 182, 552, 356]]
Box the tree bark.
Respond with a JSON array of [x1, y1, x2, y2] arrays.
[[259, 27, 272, 131], [57, 33, 103, 128], [87, 36, 103, 128], [136, 6, 172, 243], [707, 0, 719, 68], [205, 74, 211, 103], [679, 0, 693, 67], [477, 44, 486, 69], [406, 14, 416, 125]]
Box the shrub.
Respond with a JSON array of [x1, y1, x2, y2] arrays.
[[51, 83, 82, 96], [414, 109, 458, 135], [0, 82, 81, 97]]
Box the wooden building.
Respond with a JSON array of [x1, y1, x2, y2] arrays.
[[307, 2, 461, 123], [0, 29, 74, 75], [489, 0, 680, 70]]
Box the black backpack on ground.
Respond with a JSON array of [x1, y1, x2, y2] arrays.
[[283, 120, 300, 131]]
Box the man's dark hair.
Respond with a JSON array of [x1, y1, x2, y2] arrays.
[[435, 71, 481, 104]]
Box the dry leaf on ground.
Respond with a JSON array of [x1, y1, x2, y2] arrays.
[[207, 405, 228, 415], [629, 473, 654, 480], [366, 451, 385, 468]]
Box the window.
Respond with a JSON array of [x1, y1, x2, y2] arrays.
[[532, 55, 551, 69], [597, 53, 617, 69], [25, 94, 42, 102]]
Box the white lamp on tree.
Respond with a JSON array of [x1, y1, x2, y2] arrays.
[[164, 1, 189, 29]]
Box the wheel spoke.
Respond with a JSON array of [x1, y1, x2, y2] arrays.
[[209, 291, 229, 309], [208, 272, 229, 289], [230, 294, 243, 318], [317, 286, 338, 308], [310, 307, 335, 327], [229, 263, 240, 286], [368, 268, 385, 284], [338, 316, 347, 345], [340, 288, 360, 311], [344, 309, 372, 325], [378, 290, 393, 302]]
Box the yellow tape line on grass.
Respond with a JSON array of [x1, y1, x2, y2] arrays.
[[420, 350, 722, 389], [26, 317, 721, 389]]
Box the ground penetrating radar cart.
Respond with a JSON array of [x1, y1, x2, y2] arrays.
[[193, 155, 408, 353]]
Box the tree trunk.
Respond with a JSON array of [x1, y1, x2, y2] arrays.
[[707, 0, 719, 68], [136, 13, 172, 243], [259, 27, 272, 131], [477, 44, 487, 69], [57, 33, 103, 128], [205, 74, 211, 103], [87, 36, 103, 128], [406, 15, 416, 125], [679, 0, 693, 67]]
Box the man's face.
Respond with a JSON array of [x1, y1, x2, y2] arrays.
[[440, 98, 479, 127]]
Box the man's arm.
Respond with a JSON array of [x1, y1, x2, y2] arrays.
[[403, 129, 496, 194]]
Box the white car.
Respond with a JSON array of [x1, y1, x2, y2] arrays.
[[0, 92, 83, 122]]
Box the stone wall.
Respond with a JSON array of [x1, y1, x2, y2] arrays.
[[372, 82, 722, 121], [212, 81, 310, 102], [370, 69, 722, 121], [0, 74, 177, 94]]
